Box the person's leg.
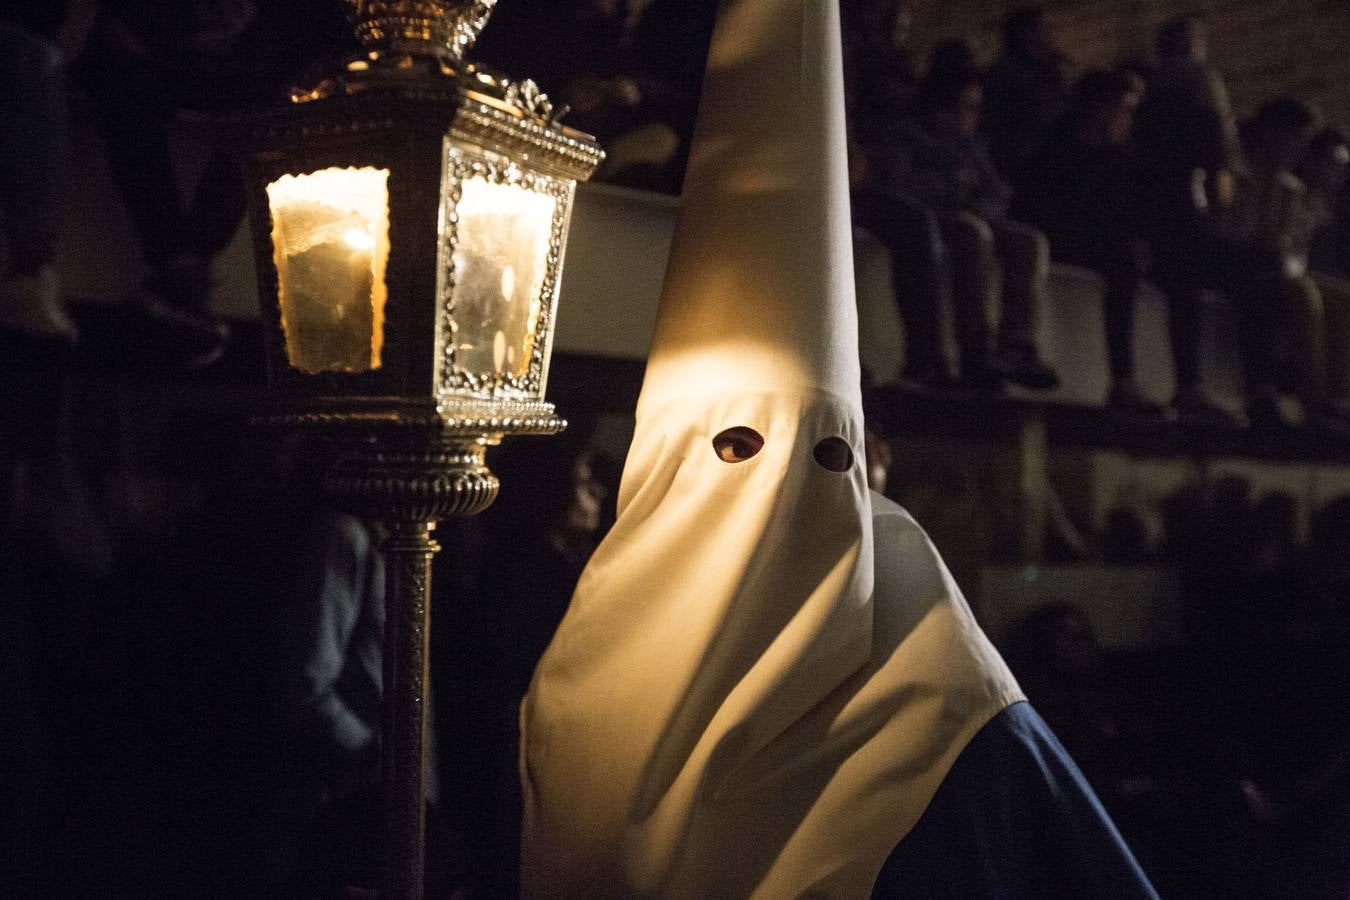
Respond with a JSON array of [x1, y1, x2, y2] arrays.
[[70, 17, 230, 364], [0, 24, 67, 276], [1217, 249, 1287, 425], [937, 211, 997, 383], [185, 147, 248, 266], [1152, 225, 1247, 424], [1276, 274, 1327, 411], [1165, 284, 1205, 393], [1313, 271, 1350, 404], [853, 192, 950, 381], [0, 23, 77, 341], [1102, 268, 1141, 387], [70, 17, 185, 273], [990, 219, 1046, 353], [991, 218, 1058, 389]]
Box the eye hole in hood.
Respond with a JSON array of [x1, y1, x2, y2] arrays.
[[713, 427, 765, 463], [812, 436, 854, 472]]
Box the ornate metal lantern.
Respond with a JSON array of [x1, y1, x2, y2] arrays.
[[238, 2, 601, 897]]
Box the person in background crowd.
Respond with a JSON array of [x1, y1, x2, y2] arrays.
[[1136, 14, 1242, 216], [440, 438, 619, 899], [256, 503, 392, 896], [1134, 13, 1249, 425], [1005, 603, 1139, 818], [863, 427, 895, 495], [1134, 15, 1301, 431], [898, 68, 1060, 391], [1220, 98, 1350, 436], [844, 0, 918, 125], [1296, 127, 1350, 414], [847, 142, 953, 389], [0, 1, 353, 366], [1310, 130, 1350, 281], [842, 2, 954, 388], [1015, 69, 1160, 412], [982, 6, 1072, 183]]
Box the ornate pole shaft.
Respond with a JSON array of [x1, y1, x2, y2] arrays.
[[323, 434, 502, 899], [380, 521, 440, 900]]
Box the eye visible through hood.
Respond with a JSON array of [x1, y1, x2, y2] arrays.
[[712, 426, 765, 463]]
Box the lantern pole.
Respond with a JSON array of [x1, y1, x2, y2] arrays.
[[380, 521, 436, 899], [323, 429, 502, 899]]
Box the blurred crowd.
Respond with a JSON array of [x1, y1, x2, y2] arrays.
[[0, 371, 622, 897], [846, 3, 1350, 438], [1004, 474, 1350, 899], [0, 1, 356, 365]]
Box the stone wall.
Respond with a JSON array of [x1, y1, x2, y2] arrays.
[[906, 0, 1350, 125]]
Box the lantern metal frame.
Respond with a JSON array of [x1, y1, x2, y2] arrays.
[[236, 4, 602, 896]]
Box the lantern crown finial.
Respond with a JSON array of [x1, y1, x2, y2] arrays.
[[343, 0, 496, 62]]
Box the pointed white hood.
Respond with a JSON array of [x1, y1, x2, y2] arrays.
[[636, 0, 859, 413], [521, 2, 1022, 896]]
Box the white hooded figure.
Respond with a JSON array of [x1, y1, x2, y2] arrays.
[[520, 1, 1158, 897]]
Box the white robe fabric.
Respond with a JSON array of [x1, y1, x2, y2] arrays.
[[520, 0, 1024, 896]]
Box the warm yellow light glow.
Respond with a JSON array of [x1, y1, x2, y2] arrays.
[[266, 167, 390, 374], [447, 176, 557, 379], [342, 227, 376, 252]]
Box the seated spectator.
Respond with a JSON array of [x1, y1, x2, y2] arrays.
[[1016, 69, 1158, 411], [1, 2, 352, 366], [1005, 603, 1131, 804], [982, 6, 1073, 183], [1297, 127, 1350, 412], [897, 69, 1059, 390], [1136, 14, 1241, 215], [1310, 144, 1350, 280], [1221, 99, 1350, 436], [844, 0, 919, 126], [848, 142, 953, 387], [1135, 13, 1250, 424], [842, 2, 952, 387]]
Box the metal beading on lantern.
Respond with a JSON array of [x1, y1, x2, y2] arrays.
[[238, 2, 601, 897]]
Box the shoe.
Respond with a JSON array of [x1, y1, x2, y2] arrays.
[[0, 266, 78, 343], [994, 345, 1059, 390], [1107, 380, 1169, 416], [1172, 384, 1247, 429], [132, 289, 231, 369]]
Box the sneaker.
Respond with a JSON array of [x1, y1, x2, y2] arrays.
[[1172, 384, 1247, 429], [0, 266, 78, 343], [1107, 380, 1169, 416], [994, 345, 1059, 390]]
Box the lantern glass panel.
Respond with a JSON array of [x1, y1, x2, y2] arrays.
[[266, 167, 390, 374], [447, 176, 557, 380]]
